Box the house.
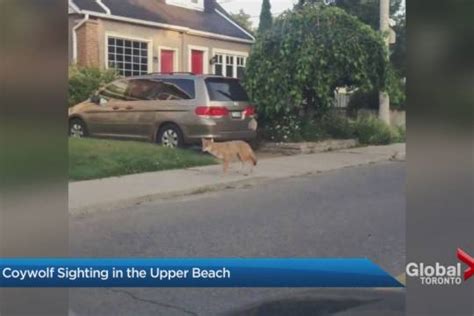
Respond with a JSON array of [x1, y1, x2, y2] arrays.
[[68, 0, 255, 78]]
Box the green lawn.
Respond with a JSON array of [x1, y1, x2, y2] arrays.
[[69, 138, 216, 181]]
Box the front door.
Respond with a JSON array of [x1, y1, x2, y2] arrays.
[[160, 50, 175, 73], [191, 50, 204, 75]]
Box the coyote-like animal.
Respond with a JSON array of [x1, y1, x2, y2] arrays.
[[202, 139, 257, 174]]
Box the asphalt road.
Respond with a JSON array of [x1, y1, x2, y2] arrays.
[[70, 161, 406, 315]]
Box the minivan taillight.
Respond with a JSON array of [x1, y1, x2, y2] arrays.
[[244, 106, 256, 117], [195, 106, 229, 117]]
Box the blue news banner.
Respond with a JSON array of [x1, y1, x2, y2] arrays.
[[0, 258, 403, 288]]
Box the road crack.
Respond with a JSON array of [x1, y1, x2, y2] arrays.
[[108, 288, 199, 316]]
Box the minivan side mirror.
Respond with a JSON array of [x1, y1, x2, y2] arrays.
[[91, 94, 108, 106], [90, 94, 100, 104]]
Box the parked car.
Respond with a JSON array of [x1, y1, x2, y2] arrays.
[[68, 73, 257, 148]]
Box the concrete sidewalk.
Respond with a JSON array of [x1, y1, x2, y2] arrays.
[[69, 143, 405, 214]]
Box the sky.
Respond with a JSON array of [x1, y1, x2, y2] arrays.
[[218, 0, 298, 27]]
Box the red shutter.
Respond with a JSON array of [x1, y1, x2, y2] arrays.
[[191, 50, 204, 75], [160, 50, 174, 73]]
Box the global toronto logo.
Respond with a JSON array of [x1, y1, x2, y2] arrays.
[[406, 248, 474, 285]]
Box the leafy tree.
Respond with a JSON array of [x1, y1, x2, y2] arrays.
[[391, 13, 406, 77], [297, 0, 403, 29], [298, 0, 406, 108], [230, 9, 254, 33], [244, 6, 391, 124], [298, 0, 406, 73], [258, 0, 273, 33]]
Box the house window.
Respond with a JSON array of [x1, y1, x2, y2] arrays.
[[214, 55, 223, 76], [225, 56, 234, 78], [213, 53, 247, 79], [237, 56, 246, 79], [107, 36, 149, 77]]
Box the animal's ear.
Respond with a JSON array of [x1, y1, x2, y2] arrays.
[[211, 138, 214, 143]]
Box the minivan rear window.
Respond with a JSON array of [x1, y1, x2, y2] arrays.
[[205, 78, 249, 102]]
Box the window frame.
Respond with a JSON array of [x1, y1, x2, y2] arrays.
[[211, 49, 248, 79], [105, 32, 153, 77]]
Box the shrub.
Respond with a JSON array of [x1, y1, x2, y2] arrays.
[[393, 125, 406, 143], [262, 114, 303, 142], [262, 112, 357, 143], [244, 5, 390, 124], [354, 116, 395, 145], [320, 112, 356, 139], [300, 120, 328, 142], [262, 113, 406, 145], [68, 66, 119, 107]]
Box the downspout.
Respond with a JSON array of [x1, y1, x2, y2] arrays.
[[95, 0, 111, 15], [181, 32, 185, 72], [72, 13, 90, 64]]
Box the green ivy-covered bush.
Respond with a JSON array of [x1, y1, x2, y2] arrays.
[[244, 5, 390, 126], [263, 111, 357, 142], [393, 125, 406, 143], [262, 114, 304, 142], [320, 111, 356, 139], [68, 66, 119, 107], [354, 116, 396, 145]]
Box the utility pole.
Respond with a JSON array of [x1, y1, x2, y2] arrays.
[[379, 0, 391, 124]]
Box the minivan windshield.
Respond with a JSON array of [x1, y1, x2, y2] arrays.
[[205, 78, 249, 102]]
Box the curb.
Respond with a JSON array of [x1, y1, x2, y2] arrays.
[[69, 177, 268, 216], [69, 162, 395, 216]]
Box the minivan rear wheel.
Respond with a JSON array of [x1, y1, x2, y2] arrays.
[[158, 124, 184, 148]]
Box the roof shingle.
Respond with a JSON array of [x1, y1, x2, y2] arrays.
[[72, 0, 254, 41]]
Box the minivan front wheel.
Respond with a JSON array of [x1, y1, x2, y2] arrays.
[[69, 118, 88, 138], [158, 124, 184, 148]]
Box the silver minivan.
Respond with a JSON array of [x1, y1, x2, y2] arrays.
[[68, 74, 258, 148]]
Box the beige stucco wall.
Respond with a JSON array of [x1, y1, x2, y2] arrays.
[[90, 18, 253, 73], [181, 33, 252, 73]]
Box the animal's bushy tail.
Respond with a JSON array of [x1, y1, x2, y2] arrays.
[[250, 151, 257, 166]]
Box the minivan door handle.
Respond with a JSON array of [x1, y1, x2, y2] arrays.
[[112, 106, 120, 110], [125, 106, 134, 110]]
